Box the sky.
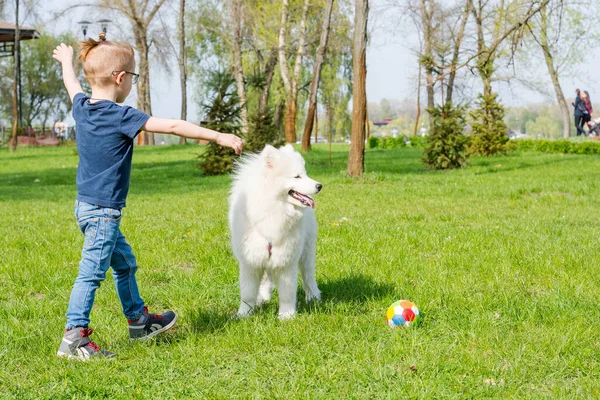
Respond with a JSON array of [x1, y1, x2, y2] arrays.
[[8, 0, 600, 121]]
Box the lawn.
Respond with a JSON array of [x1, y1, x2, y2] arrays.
[[1, 144, 600, 398]]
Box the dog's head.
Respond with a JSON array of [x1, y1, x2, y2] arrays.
[[261, 144, 322, 208]]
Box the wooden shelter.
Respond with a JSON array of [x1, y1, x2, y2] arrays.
[[0, 20, 39, 57], [1, 20, 40, 149]]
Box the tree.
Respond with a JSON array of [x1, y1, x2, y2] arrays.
[[423, 102, 469, 169], [178, 0, 187, 144], [1, 34, 76, 134], [468, 0, 550, 155], [21, 34, 72, 131], [301, 0, 335, 152], [444, 0, 470, 104], [99, 0, 168, 146], [278, 0, 310, 143], [9, 0, 20, 152], [197, 71, 242, 175], [229, 0, 248, 133], [524, 0, 598, 138], [348, 0, 368, 177]]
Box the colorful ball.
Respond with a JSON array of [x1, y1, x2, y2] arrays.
[[386, 300, 421, 328]]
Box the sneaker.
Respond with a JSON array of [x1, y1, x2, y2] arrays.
[[57, 327, 115, 361], [128, 306, 177, 341]]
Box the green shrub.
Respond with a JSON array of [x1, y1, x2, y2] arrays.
[[368, 136, 379, 149], [245, 110, 284, 153], [197, 71, 242, 176], [380, 137, 406, 149], [513, 139, 600, 155], [423, 102, 469, 170], [367, 136, 406, 149], [408, 136, 428, 148], [468, 93, 510, 156]]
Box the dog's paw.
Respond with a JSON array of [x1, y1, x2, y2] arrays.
[[235, 303, 254, 319], [305, 292, 321, 302], [278, 311, 296, 320]]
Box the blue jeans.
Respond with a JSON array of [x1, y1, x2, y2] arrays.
[[66, 201, 145, 329]]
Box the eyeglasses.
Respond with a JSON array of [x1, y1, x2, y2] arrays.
[[111, 70, 140, 84]]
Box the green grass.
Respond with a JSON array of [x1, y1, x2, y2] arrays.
[[2, 144, 600, 398]]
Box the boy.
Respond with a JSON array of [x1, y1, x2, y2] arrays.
[[53, 33, 243, 360]]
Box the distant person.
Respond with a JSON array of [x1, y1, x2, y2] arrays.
[[582, 91, 593, 129], [52, 33, 242, 360], [572, 89, 588, 136]]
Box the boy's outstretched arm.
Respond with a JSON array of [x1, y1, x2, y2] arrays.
[[143, 117, 243, 154], [52, 43, 83, 102]]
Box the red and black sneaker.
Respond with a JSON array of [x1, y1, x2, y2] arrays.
[[128, 306, 177, 341], [57, 327, 115, 361]]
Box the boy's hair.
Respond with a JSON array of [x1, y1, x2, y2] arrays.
[[78, 33, 135, 87]]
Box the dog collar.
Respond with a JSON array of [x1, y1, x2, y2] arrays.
[[267, 242, 272, 258]]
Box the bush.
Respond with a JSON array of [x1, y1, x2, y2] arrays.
[[197, 71, 242, 176], [513, 139, 600, 155], [368, 136, 379, 149], [423, 102, 469, 170], [245, 110, 284, 153], [367, 136, 406, 149], [468, 93, 510, 156], [408, 136, 427, 149]]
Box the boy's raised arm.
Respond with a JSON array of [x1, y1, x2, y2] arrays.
[[52, 43, 84, 102], [143, 117, 243, 154]]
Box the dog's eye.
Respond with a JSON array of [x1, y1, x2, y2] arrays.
[[295, 175, 301, 179]]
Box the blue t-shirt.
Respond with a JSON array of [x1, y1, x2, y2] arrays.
[[72, 93, 150, 209]]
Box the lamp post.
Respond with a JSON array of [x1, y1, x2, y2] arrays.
[[97, 19, 112, 34], [78, 20, 112, 39], [78, 20, 91, 39]]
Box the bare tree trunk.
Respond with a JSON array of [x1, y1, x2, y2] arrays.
[[414, 59, 422, 136], [348, 0, 368, 177], [100, 0, 167, 146], [230, 0, 248, 133], [539, 2, 570, 138], [9, 1, 20, 152], [284, 98, 296, 143], [136, 35, 153, 145], [178, 0, 187, 144], [258, 48, 278, 115], [419, 0, 435, 115], [278, 0, 310, 143], [302, 0, 335, 152], [446, 0, 470, 104]]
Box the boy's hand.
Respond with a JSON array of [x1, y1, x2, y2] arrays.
[[217, 133, 243, 155], [52, 43, 74, 64]]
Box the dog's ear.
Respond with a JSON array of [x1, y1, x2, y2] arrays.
[[280, 144, 294, 153], [262, 145, 279, 169]]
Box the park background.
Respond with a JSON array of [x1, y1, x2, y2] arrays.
[[2, 0, 600, 398]]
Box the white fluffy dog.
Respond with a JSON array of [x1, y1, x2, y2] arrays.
[[229, 144, 322, 319]]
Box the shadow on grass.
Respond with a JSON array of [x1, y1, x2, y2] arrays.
[[0, 160, 231, 201], [471, 155, 573, 175], [189, 307, 236, 334], [318, 274, 395, 303], [188, 274, 395, 331]]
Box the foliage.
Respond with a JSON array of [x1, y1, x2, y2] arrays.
[[368, 136, 406, 149], [0, 33, 77, 131], [245, 109, 284, 153], [423, 102, 469, 169], [407, 136, 428, 148], [513, 139, 600, 155], [468, 93, 510, 156], [197, 71, 242, 175]]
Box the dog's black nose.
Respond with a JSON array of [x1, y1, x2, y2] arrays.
[[316, 183, 323, 192]]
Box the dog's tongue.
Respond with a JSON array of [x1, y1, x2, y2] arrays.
[[291, 191, 315, 209]]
